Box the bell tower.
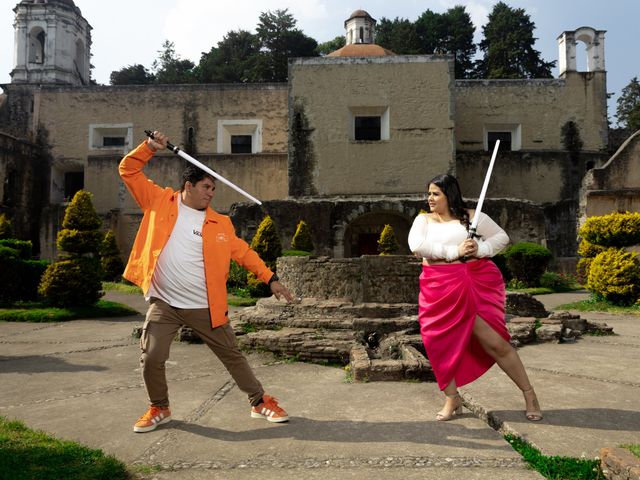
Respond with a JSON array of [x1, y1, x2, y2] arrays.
[[11, 0, 92, 85], [557, 27, 606, 76]]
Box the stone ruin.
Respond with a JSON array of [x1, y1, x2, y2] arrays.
[[231, 256, 613, 382], [134, 255, 614, 382]]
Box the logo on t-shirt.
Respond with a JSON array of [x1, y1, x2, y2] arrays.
[[216, 233, 228, 242], [193, 229, 202, 237]]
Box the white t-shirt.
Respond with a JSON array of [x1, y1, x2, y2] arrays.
[[408, 211, 509, 262], [147, 196, 209, 308]]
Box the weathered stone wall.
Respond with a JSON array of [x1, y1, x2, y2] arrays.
[[289, 56, 455, 196], [0, 132, 48, 255], [231, 197, 552, 258], [580, 130, 640, 221], [455, 71, 608, 152], [33, 83, 288, 161], [457, 151, 606, 205], [277, 255, 423, 303]]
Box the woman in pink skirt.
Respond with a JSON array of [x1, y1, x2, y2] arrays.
[[408, 174, 542, 422]]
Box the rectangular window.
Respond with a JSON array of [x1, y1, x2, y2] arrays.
[[89, 123, 133, 151], [484, 124, 521, 151], [354, 116, 381, 141], [487, 132, 512, 151], [103, 136, 125, 147], [231, 135, 253, 153], [64, 171, 84, 200]]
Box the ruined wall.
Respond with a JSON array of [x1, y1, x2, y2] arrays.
[[580, 130, 640, 220], [457, 151, 605, 204], [455, 71, 608, 152], [276, 255, 423, 303], [0, 132, 48, 254], [289, 56, 455, 197]]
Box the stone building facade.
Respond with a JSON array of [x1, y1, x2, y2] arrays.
[[1, 2, 630, 271]]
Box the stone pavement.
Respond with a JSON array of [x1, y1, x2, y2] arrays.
[[0, 290, 637, 479]]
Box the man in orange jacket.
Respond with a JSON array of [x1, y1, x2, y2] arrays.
[[119, 131, 295, 433]]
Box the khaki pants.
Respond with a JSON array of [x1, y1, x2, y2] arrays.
[[140, 298, 264, 407]]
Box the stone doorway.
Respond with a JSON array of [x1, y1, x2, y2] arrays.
[[343, 212, 412, 258]]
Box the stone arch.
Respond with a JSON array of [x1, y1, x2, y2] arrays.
[[341, 209, 412, 257], [557, 27, 605, 75], [28, 27, 45, 64]]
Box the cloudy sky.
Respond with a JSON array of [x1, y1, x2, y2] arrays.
[[1, 0, 638, 124]]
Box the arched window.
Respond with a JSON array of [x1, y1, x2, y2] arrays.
[[28, 27, 45, 64], [359, 27, 364, 43]]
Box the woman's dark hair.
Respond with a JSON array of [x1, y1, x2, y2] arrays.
[[427, 174, 470, 229], [181, 164, 215, 191]]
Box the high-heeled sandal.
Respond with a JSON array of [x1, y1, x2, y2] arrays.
[[436, 392, 463, 421], [522, 388, 543, 421]]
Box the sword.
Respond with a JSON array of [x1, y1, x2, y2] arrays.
[[144, 130, 262, 205], [468, 139, 500, 239]]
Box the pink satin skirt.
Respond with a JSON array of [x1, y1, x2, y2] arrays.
[[418, 259, 509, 390]]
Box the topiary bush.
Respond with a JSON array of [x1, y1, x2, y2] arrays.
[[39, 190, 104, 307], [579, 211, 640, 248], [503, 242, 552, 287], [0, 241, 49, 305], [100, 230, 124, 281], [587, 248, 640, 306], [0, 213, 12, 239], [377, 224, 400, 255], [291, 220, 314, 253], [38, 258, 103, 307], [250, 215, 282, 270], [576, 239, 607, 283]]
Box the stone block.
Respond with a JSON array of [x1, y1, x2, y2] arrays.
[[600, 447, 640, 480], [535, 324, 562, 343]]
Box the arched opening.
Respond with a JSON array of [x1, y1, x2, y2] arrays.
[[359, 26, 364, 43], [28, 27, 45, 64], [343, 211, 411, 257]]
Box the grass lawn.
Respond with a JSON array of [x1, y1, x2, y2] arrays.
[[554, 297, 640, 315], [0, 416, 131, 480], [0, 300, 138, 322], [621, 443, 640, 459]]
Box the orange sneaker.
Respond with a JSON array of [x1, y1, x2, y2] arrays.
[[250, 395, 289, 423], [133, 406, 172, 433]]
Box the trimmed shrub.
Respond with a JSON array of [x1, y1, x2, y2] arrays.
[[38, 258, 103, 307], [291, 220, 314, 253], [39, 190, 103, 307], [491, 252, 511, 282], [0, 244, 48, 305], [0, 239, 32, 259], [377, 224, 400, 255], [504, 242, 552, 287], [100, 230, 124, 281], [0, 213, 12, 239], [250, 215, 282, 270], [539, 272, 573, 292], [227, 260, 248, 289], [587, 249, 640, 306], [579, 211, 640, 248]]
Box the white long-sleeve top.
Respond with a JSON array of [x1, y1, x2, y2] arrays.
[[408, 212, 509, 262]]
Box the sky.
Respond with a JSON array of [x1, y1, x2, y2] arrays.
[[1, 0, 638, 125]]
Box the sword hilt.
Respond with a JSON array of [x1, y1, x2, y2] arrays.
[[144, 129, 180, 153]]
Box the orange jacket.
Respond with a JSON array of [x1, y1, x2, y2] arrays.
[[118, 141, 273, 328]]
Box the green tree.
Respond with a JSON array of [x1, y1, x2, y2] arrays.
[[196, 30, 261, 83], [315, 35, 345, 56], [0, 213, 12, 239], [255, 9, 318, 82], [415, 6, 477, 78], [375, 17, 421, 54], [100, 230, 124, 282], [152, 40, 196, 84], [291, 220, 314, 252], [476, 2, 554, 79], [109, 64, 155, 85], [377, 224, 400, 255], [616, 77, 640, 131], [249, 215, 282, 269], [39, 190, 103, 306]]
